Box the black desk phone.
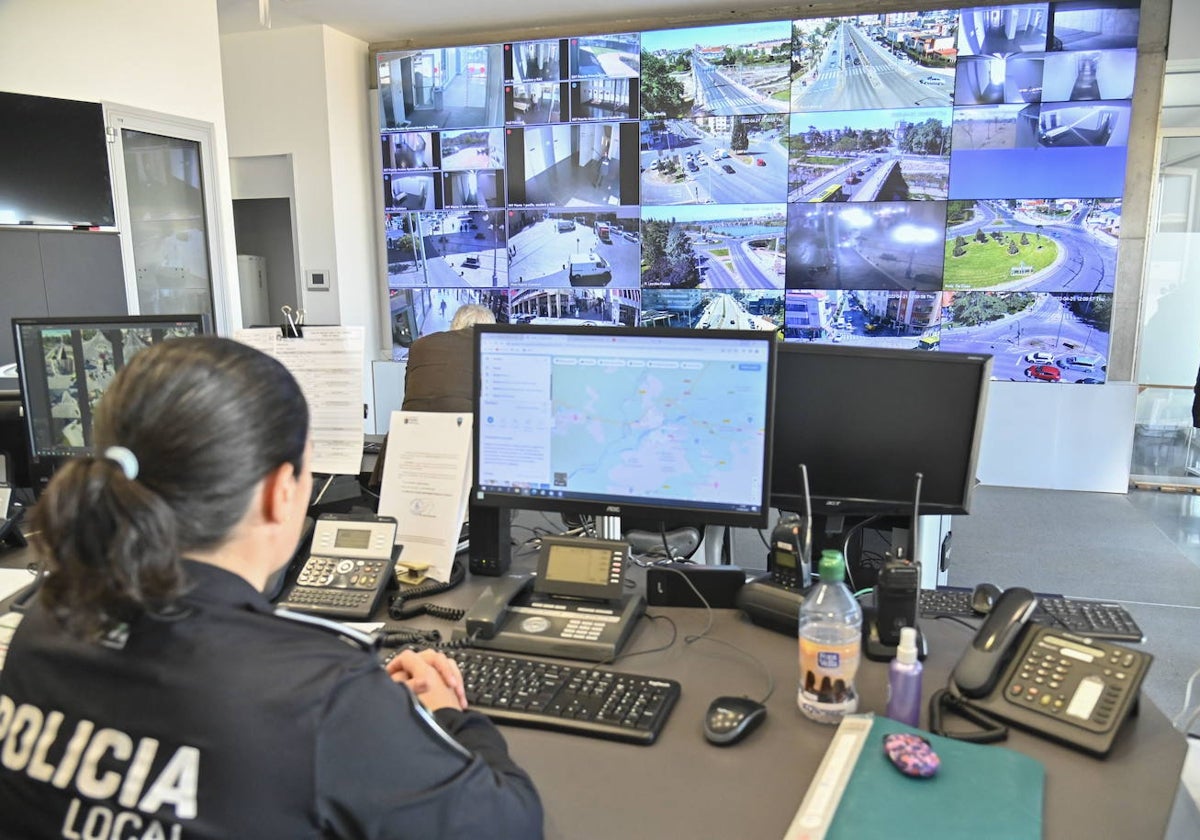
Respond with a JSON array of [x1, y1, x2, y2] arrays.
[[275, 513, 399, 621], [947, 587, 1152, 757], [452, 535, 644, 662]]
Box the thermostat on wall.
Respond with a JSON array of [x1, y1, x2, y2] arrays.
[[306, 269, 331, 291]]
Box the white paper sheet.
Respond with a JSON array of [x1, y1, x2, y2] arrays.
[[234, 327, 365, 475], [376, 411, 473, 583]]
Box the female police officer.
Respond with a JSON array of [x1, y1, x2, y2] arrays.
[[0, 336, 543, 839]]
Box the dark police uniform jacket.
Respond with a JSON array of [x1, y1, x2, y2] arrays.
[[0, 560, 543, 839]]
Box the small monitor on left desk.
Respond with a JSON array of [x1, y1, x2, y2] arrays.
[[11, 315, 209, 494]]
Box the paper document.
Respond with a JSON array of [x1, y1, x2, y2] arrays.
[[377, 411, 473, 582], [234, 327, 365, 475]]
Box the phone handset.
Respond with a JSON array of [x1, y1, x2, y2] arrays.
[[464, 574, 534, 639], [951, 587, 1038, 699]]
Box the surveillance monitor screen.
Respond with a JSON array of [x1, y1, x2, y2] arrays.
[[378, 1, 1140, 388], [12, 316, 208, 472]]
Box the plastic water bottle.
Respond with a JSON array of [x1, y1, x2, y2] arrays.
[[798, 549, 863, 724]]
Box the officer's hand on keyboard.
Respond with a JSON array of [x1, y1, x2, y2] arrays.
[[386, 648, 468, 712]]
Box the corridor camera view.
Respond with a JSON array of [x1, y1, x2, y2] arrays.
[[507, 209, 640, 288], [954, 49, 1136, 106], [790, 16, 957, 113], [787, 107, 951, 202], [640, 289, 783, 332], [569, 78, 639, 120], [786, 201, 947, 290], [505, 82, 567, 125], [506, 39, 563, 84], [641, 204, 786, 290], [943, 198, 1119, 294], [378, 45, 505, 131], [570, 34, 641, 79], [948, 100, 1131, 198], [939, 290, 1111, 383], [639, 21, 791, 119], [640, 116, 788, 206], [374, 2, 1141, 381], [504, 122, 639, 207], [385, 209, 507, 287]]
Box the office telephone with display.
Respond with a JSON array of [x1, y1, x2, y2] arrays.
[[275, 513, 399, 621], [942, 587, 1152, 757], [453, 535, 644, 662]]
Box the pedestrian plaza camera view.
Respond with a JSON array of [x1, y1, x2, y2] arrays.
[[379, 1, 1140, 384]]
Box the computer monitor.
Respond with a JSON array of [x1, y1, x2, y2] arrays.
[[0, 389, 31, 489], [11, 315, 209, 492], [771, 343, 991, 518], [473, 324, 776, 530]]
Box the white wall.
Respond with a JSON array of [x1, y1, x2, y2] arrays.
[[1169, 0, 1200, 63], [221, 26, 340, 326], [220, 24, 380, 429], [0, 0, 239, 326]]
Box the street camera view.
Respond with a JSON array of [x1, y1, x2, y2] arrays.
[[942, 198, 1119, 294], [787, 107, 951, 202], [640, 116, 787, 206], [386, 209, 508, 287], [640, 22, 791, 119], [507, 209, 641, 287], [790, 16, 957, 113], [641, 204, 786, 290], [641, 289, 783, 332], [786, 201, 947, 290], [940, 290, 1111, 383], [373, 1, 1142, 383]]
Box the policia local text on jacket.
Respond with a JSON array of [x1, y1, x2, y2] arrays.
[[0, 561, 544, 839]]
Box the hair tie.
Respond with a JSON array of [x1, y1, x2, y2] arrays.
[[104, 446, 140, 481]]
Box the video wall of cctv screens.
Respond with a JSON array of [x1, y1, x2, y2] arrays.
[[378, 1, 1139, 384]]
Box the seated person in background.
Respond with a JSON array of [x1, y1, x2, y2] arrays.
[[402, 303, 496, 412], [0, 337, 542, 839]]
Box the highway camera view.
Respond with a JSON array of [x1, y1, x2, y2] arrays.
[[378, 2, 1139, 383]]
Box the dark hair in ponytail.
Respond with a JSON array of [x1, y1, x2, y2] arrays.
[[31, 337, 309, 640]]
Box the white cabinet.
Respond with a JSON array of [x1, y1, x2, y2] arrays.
[[236, 254, 269, 328]]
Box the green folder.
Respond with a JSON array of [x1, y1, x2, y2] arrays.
[[827, 716, 1044, 839]]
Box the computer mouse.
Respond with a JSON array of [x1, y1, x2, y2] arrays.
[[971, 582, 1002, 615], [703, 696, 767, 746]]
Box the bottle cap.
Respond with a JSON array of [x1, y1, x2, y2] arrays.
[[818, 549, 845, 582], [897, 626, 919, 664]]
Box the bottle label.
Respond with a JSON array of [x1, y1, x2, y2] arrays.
[[799, 637, 860, 706]]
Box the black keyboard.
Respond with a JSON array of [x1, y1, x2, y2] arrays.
[[277, 587, 378, 620], [919, 588, 1145, 643], [449, 649, 680, 745]]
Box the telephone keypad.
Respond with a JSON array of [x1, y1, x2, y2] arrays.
[[297, 557, 387, 591], [1002, 629, 1150, 734]]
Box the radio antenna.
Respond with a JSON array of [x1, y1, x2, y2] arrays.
[[798, 463, 813, 588], [907, 472, 923, 567]]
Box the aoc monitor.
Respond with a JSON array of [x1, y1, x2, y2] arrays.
[[11, 315, 209, 493], [473, 324, 776, 530], [771, 342, 991, 518]]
